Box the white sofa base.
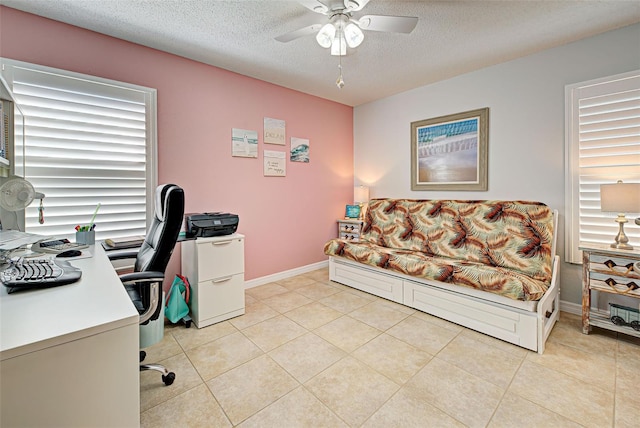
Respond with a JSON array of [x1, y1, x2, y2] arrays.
[[329, 255, 560, 354]]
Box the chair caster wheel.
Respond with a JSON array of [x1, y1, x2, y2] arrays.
[[140, 350, 146, 362], [185, 320, 192, 328], [162, 372, 175, 386]]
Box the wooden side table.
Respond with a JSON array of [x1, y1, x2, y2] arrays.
[[580, 243, 640, 338], [337, 218, 363, 242]]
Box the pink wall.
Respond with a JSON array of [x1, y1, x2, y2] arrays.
[[0, 6, 354, 283]]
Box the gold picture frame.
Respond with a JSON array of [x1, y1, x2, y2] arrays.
[[411, 107, 489, 191]]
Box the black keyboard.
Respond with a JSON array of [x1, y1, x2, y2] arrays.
[[0, 258, 82, 294]]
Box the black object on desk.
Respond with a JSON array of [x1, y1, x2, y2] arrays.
[[0, 258, 82, 293]]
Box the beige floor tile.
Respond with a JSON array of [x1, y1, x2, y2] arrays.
[[228, 300, 278, 330], [387, 314, 458, 355], [140, 352, 203, 412], [284, 301, 343, 330], [526, 340, 616, 391], [616, 359, 640, 427], [509, 360, 613, 427], [238, 386, 348, 428], [314, 315, 382, 352], [207, 354, 299, 425], [169, 320, 237, 350], [374, 297, 416, 315], [363, 387, 465, 428], [245, 282, 289, 300], [295, 281, 342, 300], [244, 293, 258, 305], [547, 319, 618, 358], [269, 332, 346, 383], [411, 310, 464, 332], [348, 300, 411, 331], [437, 334, 523, 388], [405, 358, 504, 428], [305, 268, 330, 282], [487, 392, 582, 428], [276, 274, 317, 290], [185, 331, 263, 381], [617, 338, 640, 370], [141, 384, 231, 428], [459, 328, 529, 358], [242, 314, 307, 352], [320, 290, 372, 313], [261, 290, 312, 313], [305, 356, 400, 427], [352, 333, 432, 384], [141, 328, 184, 362]]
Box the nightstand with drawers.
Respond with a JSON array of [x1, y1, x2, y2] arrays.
[[580, 243, 640, 338], [338, 219, 364, 242]]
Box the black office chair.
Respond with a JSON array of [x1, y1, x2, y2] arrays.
[[108, 183, 185, 386]]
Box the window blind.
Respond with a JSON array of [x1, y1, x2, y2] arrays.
[[1, 59, 157, 241], [565, 71, 640, 263]]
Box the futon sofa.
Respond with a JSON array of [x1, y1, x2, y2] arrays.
[[324, 199, 560, 353]]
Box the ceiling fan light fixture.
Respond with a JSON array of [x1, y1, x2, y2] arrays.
[[316, 23, 336, 48], [331, 34, 347, 56], [344, 23, 364, 48]]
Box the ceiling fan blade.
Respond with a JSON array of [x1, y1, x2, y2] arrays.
[[275, 24, 323, 43], [297, 0, 329, 14], [344, 0, 370, 12], [358, 15, 418, 33]]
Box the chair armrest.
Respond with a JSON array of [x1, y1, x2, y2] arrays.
[[119, 271, 165, 286], [107, 250, 139, 262]]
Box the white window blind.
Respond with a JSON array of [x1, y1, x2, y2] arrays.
[[1, 59, 157, 241], [565, 71, 640, 263]]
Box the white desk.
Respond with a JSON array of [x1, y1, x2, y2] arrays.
[[0, 245, 140, 427]]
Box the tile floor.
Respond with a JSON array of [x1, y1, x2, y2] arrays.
[[140, 268, 640, 427]]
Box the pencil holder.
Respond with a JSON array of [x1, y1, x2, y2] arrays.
[[76, 230, 95, 245]]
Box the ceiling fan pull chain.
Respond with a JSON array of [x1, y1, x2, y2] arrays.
[[336, 26, 345, 89]]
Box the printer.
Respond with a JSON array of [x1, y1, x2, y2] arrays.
[[185, 212, 239, 238]]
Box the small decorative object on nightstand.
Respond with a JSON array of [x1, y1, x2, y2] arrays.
[[337, 218, 363, 242], [580, 243, 640, 338]]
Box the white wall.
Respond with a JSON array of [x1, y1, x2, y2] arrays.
[[354, 23, 640, 307]]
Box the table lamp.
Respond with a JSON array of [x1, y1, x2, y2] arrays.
[[354, 185, 370, 220], [600, 180, 640, 250]]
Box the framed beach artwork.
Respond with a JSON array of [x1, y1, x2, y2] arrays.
[[290, 137, 309, 162], [264, 150, 286, 176], [231, 128, 258, 158], [264, 117, 286, 145], [410, 108, 488, 191]]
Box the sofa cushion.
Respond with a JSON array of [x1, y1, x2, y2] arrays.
[[323, 240, 549, 301], [361, 199, 554, 283]]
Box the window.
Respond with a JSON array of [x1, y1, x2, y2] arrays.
[[565, 70, 640, 263], [1, 58, 157, 241]]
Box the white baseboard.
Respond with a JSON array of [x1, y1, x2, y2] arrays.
[[244, 260, 329, 289], [560, 299, 611, 317]]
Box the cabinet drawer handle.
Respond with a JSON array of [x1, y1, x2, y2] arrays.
[[212, 241, 232, 246], [211, 276, 233, 284]]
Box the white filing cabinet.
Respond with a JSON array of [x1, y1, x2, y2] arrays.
[[181, 233, 245, 328]]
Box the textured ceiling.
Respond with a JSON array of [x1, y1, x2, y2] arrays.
[[2, 0, 639, 106]]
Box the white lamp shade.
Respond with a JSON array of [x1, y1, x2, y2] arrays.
[[354, 185, 370, 204], [344, 23, 364, 48], [316, 23, 336, 48], [331, 34, 347, 56], [600, 181, 640, 213]]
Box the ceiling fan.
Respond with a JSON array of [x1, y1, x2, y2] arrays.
[[276, 0, 418, 88], [276, 0, 418, 53]]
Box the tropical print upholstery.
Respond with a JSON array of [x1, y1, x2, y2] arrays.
[[324, 199, 555, 301]]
